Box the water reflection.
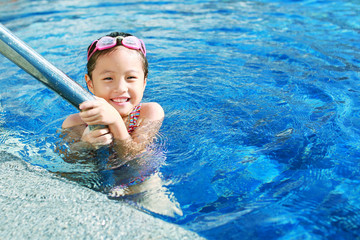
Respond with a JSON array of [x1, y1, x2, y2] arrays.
[[56, 127, 182, 217]]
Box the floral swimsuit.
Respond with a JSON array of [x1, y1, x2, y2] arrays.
[[127, 103, 141, 133]]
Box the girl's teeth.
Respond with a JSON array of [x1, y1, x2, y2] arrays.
[[113, 98, 128, 103]]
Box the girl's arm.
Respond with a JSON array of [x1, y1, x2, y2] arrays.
[[79, 98, 164, 157], [62, 109, 113, 149], [111, 102, 164, 157]]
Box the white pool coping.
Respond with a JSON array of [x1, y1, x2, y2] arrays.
[[0, 152, 204, 239]]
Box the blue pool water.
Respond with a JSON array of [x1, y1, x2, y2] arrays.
[[1, 0, 360, 239]]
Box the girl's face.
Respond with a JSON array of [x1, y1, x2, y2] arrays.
[[86, 46, 147, 118]]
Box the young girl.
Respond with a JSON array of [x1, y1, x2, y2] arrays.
[[62, 32, 164, 155], [61, 32, 182, 217]]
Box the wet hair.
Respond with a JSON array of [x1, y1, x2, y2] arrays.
[[86, 32, 148, 79]]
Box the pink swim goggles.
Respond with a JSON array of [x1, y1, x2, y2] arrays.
[[87, 35, 146, 61]]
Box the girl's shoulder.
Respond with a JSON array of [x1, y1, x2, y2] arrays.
[[62, 113, 85, 129], [140, 102, 164, 121]]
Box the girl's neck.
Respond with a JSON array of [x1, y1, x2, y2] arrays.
[[122, 115, 129, 124]]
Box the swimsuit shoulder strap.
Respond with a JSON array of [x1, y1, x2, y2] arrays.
[[128, 103, 142, 133]]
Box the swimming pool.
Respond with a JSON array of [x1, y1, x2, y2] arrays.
[[1, 0, 360, 239]]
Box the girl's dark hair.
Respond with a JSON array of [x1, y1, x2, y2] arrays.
[[86, 32, 148, 79]]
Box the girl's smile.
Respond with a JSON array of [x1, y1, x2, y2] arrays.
[[111, 96, 130, 106], [85, 46, 147, 117]]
